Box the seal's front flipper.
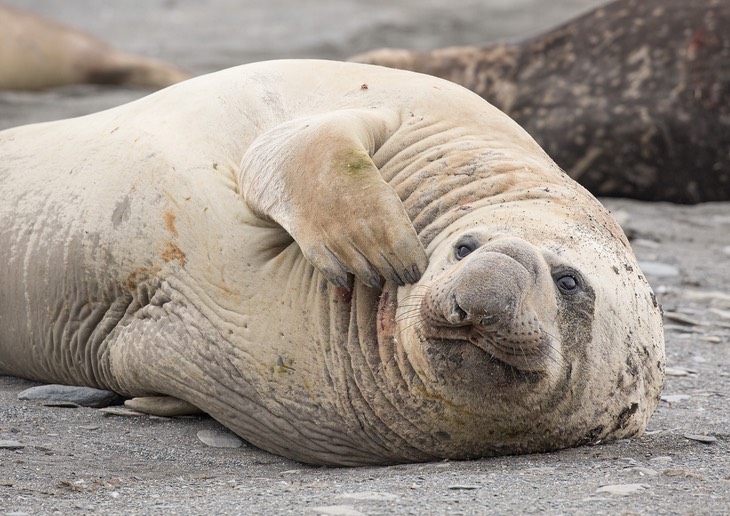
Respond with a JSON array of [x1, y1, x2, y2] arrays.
[[125, 395, 204, 417], [239, 109, 428, 289]]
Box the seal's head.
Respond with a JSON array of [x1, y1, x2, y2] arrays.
[[383, 182, 665, 459]]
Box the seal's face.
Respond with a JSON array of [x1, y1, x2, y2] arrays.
[[391, 197, 664, 455], [418, 232, 579, 375]]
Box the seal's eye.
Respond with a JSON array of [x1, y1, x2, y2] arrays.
[[455, 243, 475, 260], [455, 245, 473, 260], [556, 274, 580, 294], [454, 235, 480, 260]]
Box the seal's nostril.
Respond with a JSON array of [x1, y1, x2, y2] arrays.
[[455, 304, 468, 321]]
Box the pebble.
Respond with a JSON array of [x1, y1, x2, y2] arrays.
[[595, 483, 650, 496], [663, 312, 702, 326], [639, 261, 679, 278], [0, 440, 24, 450], [447, 484, 481, 490], [311, 505, 366, 516], [18, 384, 121, 408], [660, 394, 691, 404], [663, 468, 706, 480], [626, 467, 659, 477], [43, 401, 80, 408], [632, 238, 660, 249], [684, 434, 717, 444], [340, 492, 398, 501], [196, 429, 243, 448], [665, 367, 696, 377], [99, 406, 146, 417]]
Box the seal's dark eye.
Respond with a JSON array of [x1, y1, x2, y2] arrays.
[[556, 274, 580, 294], [455, 244, 475, 260]]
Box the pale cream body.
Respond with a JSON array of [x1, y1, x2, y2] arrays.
[[0, 60, 664, 465]]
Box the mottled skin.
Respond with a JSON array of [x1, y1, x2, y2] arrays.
[[0, 60, 664, 466], [351, 0, 730, 203], [0, 5, 190, 91]]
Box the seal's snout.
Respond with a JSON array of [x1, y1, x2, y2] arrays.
[[449, 252, 530, 329]]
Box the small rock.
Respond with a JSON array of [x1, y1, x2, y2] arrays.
[[660, 394, 691, 404], [447, 485, 481, 490], [664, 468, 706, 480], [340, 492, 398, 501], [702, 336, 722, 344], [684, 434, 717, 444], [0, 440, 24, 450], [79, 425, 100, 431], [99, 406, 146, 417], [639, 261, 679, 278], [280, 469, 303, 475], [626, 467, 659, 477], [663, 324, 701, 334], [311, 505, 366, 516], [43, 401, 80, 408], [665, 367, 696, 377], [663, 312, 702, 326], [18, 384, 121, 408], [632, 238, 660, 249], [197, 429, 243, 448], [596, 483, 650, 496]]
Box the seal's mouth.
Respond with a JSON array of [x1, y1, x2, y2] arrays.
[[420, 331, 547, 386], [421, 324, 553, 375]]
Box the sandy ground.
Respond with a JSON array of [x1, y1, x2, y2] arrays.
[[1, 1, 729, 514]]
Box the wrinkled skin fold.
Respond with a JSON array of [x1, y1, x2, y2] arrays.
[[0, 60, 665, 466]]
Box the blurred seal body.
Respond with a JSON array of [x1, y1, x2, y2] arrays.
[[0, 60, 664, 466], [0, 5, 189, 91]]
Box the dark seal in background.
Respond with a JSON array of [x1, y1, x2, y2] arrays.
[[353, 0, 730, 203]]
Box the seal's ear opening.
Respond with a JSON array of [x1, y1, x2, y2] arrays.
[[237, 109, 427, 289]]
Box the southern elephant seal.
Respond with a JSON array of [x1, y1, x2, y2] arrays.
[[0, 5, 190, 91], [0, 60, 665, 466], [351, 0, 730, 203]]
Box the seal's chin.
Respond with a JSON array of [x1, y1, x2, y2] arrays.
[[422, 324, 554, 375]]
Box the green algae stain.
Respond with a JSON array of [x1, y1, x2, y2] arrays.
[[339, 149, 373, 177]]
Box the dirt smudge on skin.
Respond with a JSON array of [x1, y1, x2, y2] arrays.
[[161, 242, 186, 267], [164, 210, 178, 237]]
